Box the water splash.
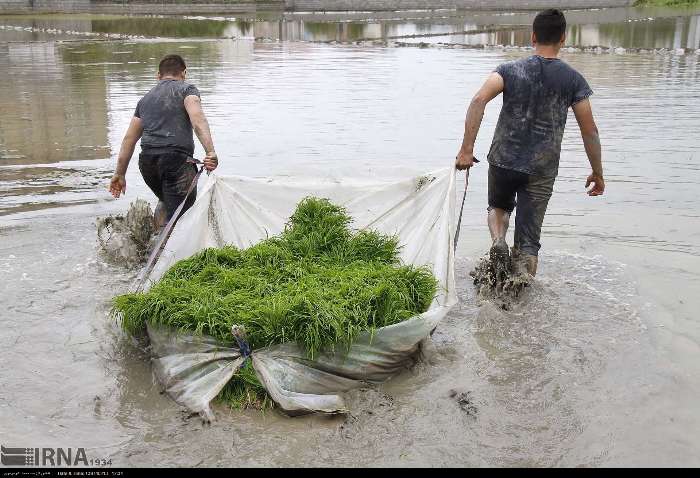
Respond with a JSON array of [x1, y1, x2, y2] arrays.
[[96, 199, 156, 267]]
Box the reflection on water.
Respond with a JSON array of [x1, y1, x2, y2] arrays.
[[261, 9, 700, 49], [0, 42, 110, 166], [396, 14, 700, 49], [1, 7, 700, 48]]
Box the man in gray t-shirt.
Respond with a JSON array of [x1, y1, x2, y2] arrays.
[[455, 9, 605, 277], [134, 79, 201, 155], [109, 54, 218, 224]]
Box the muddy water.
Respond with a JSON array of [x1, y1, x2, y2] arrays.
[[1, 10, 700, 467]]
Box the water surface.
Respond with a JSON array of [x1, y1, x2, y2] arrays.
[[2, 6, 700, 47], [1, 9, 699, 467]]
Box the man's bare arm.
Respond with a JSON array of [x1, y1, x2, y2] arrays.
[[184, 95, 218, 171], [456, 72, 505, 170], [572, 98, 604, 196], [109, 116, 143, 198]]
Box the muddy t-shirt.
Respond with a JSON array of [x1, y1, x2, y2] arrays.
[[134, 80, 200, 155], [487, 55, 592, 178]]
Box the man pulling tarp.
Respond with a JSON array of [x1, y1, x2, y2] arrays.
[[108, 54, 219, 226], [455, 9, 605, 289]]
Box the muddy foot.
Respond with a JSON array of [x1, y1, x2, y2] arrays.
[[471, 253, 531, 306]]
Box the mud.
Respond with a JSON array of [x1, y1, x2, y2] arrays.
[[449, 389, 478, 417], [470, 254, 531, 309], [96, 198, 156, 267], [2, 210, 700, 466]]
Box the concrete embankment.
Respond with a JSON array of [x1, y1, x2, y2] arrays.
[[0, 1, 281, 15], [1, 0, 635, 15], [282, 1, 635, 13]]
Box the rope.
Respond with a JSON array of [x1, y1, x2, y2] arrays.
[[131, 157, 205, 293], [453, 160, 477, 253], [231, 325, 252, 359]]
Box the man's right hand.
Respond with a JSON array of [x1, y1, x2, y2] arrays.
[[586, 172, 605, 196], [109, 174, 126, 198], [203, 151, 218, 172], [455, 150, 475, 170]]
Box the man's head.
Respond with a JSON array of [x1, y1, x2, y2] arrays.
[[158, 54, 187, 80], [531, 9, 566, 47]]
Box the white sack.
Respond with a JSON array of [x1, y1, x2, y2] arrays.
[[146, 167, 458, 418]]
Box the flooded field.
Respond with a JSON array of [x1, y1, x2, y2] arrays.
[[1, 6, 699, 467]]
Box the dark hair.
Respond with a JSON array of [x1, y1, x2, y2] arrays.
[[158, 54, 187, 76], [532, 9, 566, 45]]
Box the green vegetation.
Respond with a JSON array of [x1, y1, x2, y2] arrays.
[[218, 362, 274, 410], [634, 0, 700, 6], [113, 197, 438, 409], [91, 17, 230, 38]]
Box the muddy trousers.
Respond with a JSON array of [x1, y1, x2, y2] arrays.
[[138, 150, 198, 221], [487, 164, 555, 257]]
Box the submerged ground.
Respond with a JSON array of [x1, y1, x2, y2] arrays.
[[1, 6, 699, 467]]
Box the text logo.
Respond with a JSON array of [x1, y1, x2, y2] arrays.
[[1, 445, 88, 467]]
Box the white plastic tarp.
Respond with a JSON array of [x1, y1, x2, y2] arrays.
[[145, 167, 458, 419]]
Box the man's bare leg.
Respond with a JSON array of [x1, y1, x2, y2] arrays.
[[153, 200, 167, 233], [488, 207, 511, 274], [488, 207, 510, 242]]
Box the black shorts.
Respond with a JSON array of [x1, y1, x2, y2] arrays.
[[138, 150, 198, 221], [488, 164, 555, 257]]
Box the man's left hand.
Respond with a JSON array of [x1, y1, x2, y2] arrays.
[[586, 173, 605, 196], [203, 151, 218, 172]]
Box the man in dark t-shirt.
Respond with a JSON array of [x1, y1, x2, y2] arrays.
[[109, 54, 218, 225], [455, 9, 605, 277]]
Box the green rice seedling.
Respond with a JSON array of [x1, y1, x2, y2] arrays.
[[217, 362, 273, 411], [113, 197, 439, 409], [346, 230, 400, 265]]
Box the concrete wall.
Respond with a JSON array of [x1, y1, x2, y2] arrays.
[[283, 1, 635, 11], [0, 0, 92, 14], [0, 0, 636, 15], [0, 1, 282, 14], [0, 1, 29, 14], [89, 2, 282, 15]]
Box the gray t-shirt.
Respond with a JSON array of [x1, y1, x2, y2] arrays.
[[134, 79, 200, 155], [487, 55, 593, 178]]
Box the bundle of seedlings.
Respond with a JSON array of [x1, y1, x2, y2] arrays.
[[113, 197, 438, 409]]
